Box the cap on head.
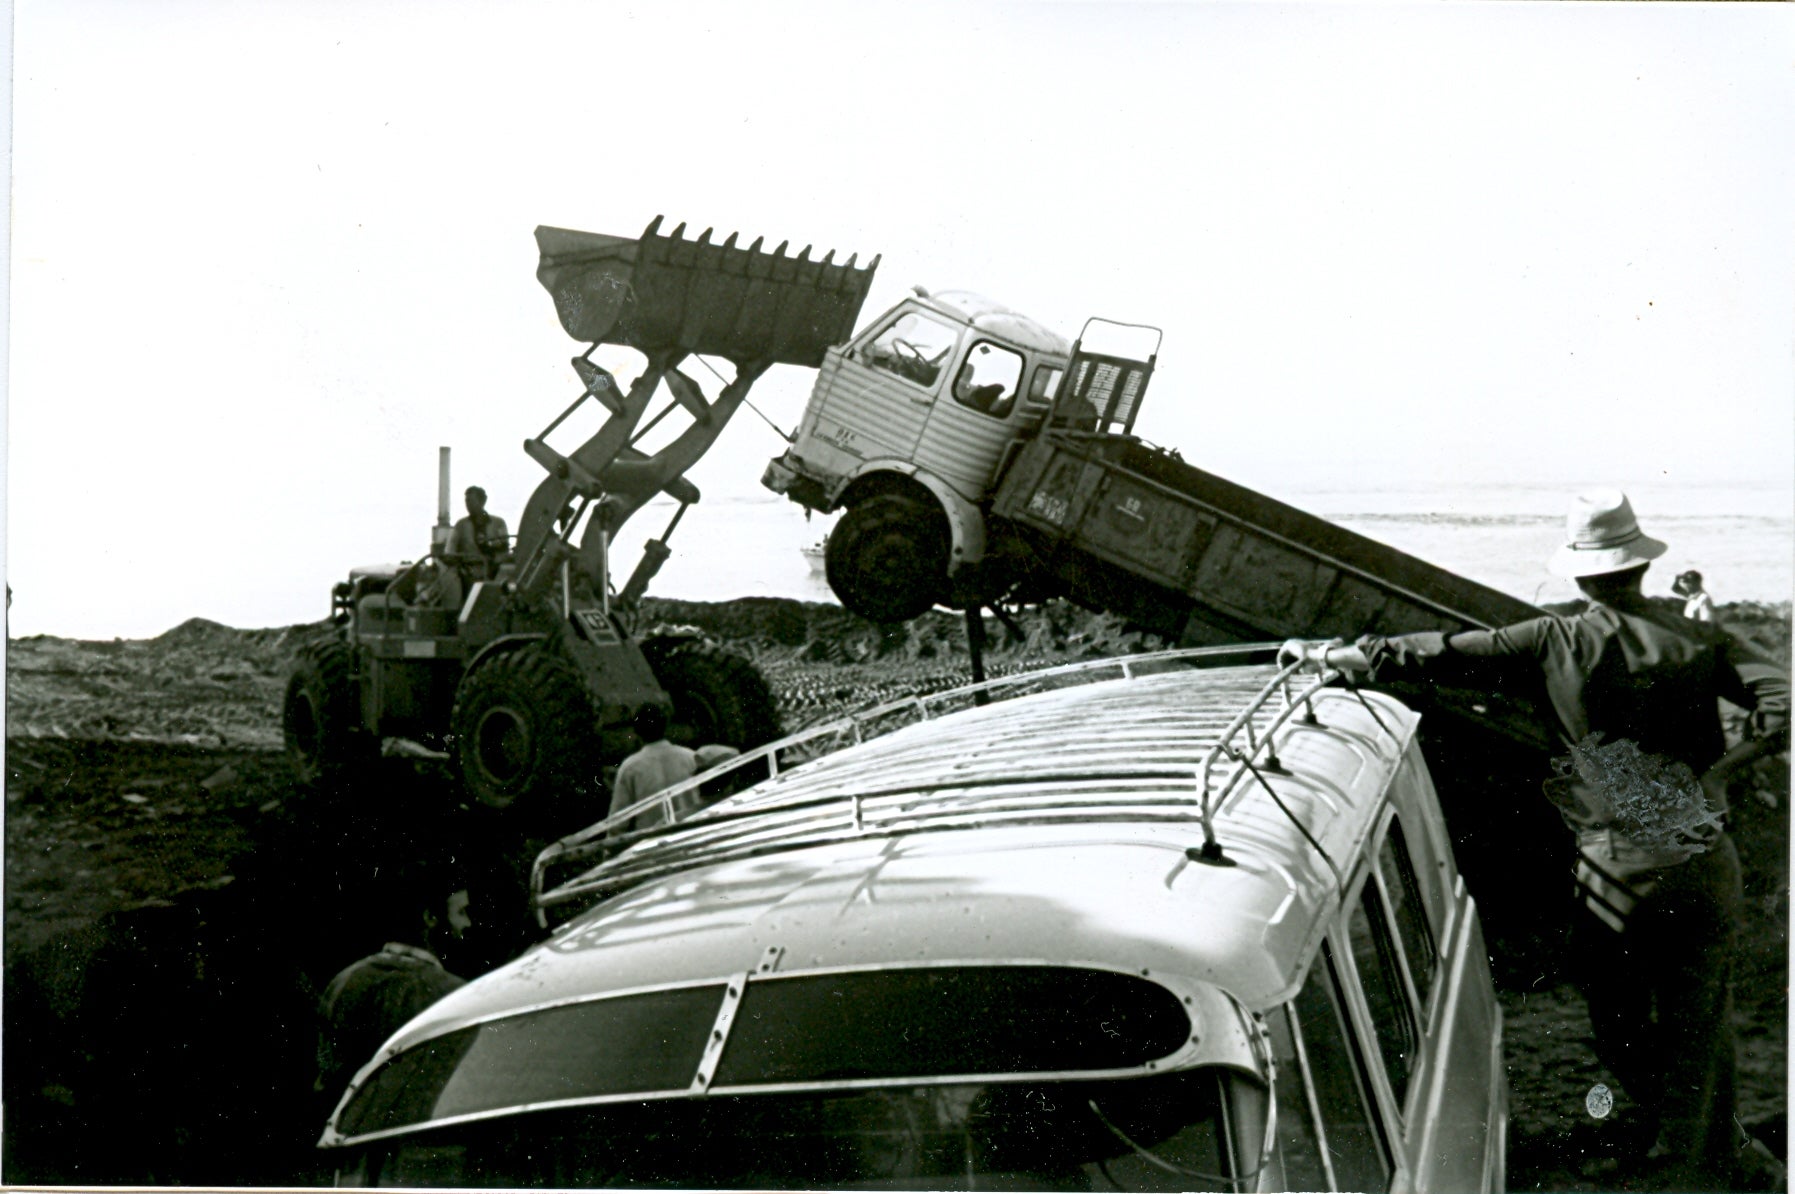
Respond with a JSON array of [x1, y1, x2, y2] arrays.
[[695, 743, 741, 769], [1547, 489, 1667, 579], [1676, 569, 1704, 590]]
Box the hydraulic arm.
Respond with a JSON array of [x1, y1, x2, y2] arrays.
[[509, 218, 877, 611]]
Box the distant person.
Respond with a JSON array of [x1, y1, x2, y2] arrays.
[[437, 486, 511, 606], [609, 705, 698, 831], [1673, 569, 1718, 624], [314, 890, 466, 1112]]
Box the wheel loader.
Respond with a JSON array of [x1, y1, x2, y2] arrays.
[[283, 217, 879, 816]]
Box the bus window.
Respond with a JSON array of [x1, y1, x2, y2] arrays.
[[1379, 816, 1438, 1006], [1393, 752, 1453, 924], [1291, 948, 1392, 1192], [1264, 1004, 1330, 1190], [1349, 882, 1419, 1106]]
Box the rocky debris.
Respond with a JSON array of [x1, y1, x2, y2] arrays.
[[5, 619, 336, 748], [4, 599, 1170, 748]]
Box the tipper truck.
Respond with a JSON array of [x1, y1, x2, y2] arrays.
[[761, 294, 1552, 752]]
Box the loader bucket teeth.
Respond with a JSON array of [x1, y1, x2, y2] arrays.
[[535, 221, 878, 368]]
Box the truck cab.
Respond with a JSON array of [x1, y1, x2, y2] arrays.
[[763, 290, 1079, 621], [320, 650, 1508, 1191], [767, 289, 1070, 514]]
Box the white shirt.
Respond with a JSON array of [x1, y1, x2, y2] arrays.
[[610, 738, 699, 827]]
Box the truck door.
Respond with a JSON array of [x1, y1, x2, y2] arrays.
[[911, 337, 1038, 502], [799, 304, 961, 467]]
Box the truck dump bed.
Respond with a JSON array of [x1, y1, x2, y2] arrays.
[[992, 431, 1553, 749]]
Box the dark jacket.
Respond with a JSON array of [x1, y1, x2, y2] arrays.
[[1357, 591, 1789, 775], [315, 943, 464, 1102]]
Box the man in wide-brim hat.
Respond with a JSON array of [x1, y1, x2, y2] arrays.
[[1282, 489, 1788, 1191]]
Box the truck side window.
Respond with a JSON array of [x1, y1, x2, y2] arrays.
[[952, 341, 1025, 417], [1026, 364, 1063, 405], [1291, 948, 1392, 1192], [1378, 816, 1438, 1006], [1349, 880, 1419, 1105], [861, 311, 960, 389]]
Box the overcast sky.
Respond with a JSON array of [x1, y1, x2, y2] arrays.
[[8, 0, 1792, 639]]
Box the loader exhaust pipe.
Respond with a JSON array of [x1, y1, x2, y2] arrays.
[[434, 446, 453, 553]]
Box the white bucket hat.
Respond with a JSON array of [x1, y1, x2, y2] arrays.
[[1548, 489, 1667, 578]]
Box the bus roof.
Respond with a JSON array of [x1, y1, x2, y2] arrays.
[[396, 662, 1419, 1056]]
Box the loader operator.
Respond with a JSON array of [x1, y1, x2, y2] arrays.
[[1281, 489, 1789, 1192], [437, 486, 511, 607]]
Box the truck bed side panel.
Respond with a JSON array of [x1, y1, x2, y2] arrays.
[[994, 433, 1538, 638]]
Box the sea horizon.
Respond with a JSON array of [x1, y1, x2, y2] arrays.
[[10, 480, 1787, 642]]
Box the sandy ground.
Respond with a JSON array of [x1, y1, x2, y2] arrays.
[[4, 597, 1788, 1187]]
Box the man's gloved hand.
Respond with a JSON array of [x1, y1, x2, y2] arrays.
[[1278, 638, 1342, 674]]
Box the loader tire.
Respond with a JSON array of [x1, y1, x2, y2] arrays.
[[825, 493, 950, 624], [283, 640, 376, 787], [451, 645, 601, 813], [649, 644, 782, 751]]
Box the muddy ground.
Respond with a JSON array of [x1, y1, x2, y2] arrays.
[[4, 598, 1788, 1187]]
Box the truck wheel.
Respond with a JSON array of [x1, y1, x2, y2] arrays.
[[451, 645, 601, 812], [650, 645, 782, 750], [826, 493, 950, 624], [283, 640, 376, 786]]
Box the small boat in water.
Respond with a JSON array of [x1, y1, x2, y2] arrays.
[[801, 537, 827, 574]]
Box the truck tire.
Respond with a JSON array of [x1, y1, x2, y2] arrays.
[[283, 640, 377, 786], [649, 644, 782, 751], [451, 645, 601, 812], [825, 493, 950, 624]]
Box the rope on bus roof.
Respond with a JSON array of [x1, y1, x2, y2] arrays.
[[1231, 749, 1346, 902]]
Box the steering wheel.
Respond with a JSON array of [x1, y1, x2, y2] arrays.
[[891, 338, 929, 365]]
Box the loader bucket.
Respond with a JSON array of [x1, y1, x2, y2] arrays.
[[535, 218, 880, 368]]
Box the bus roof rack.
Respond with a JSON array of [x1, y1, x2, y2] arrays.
[[532, 645, 1397, 922]]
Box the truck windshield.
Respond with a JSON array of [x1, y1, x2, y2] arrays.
[[863, 310, 960, 388], [335, 1068, 1255, 1190]]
